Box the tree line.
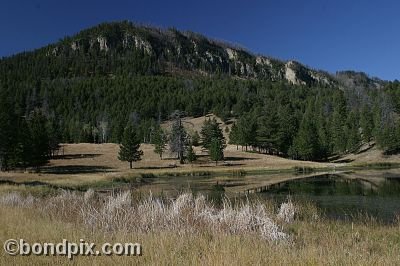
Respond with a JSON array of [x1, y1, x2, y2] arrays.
[[2, 75, 400, 169], [0, 92, 61, 171], [229, 84, 400, 160]]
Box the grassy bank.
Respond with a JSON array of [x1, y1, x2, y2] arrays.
[[0, 191, 400, 265]]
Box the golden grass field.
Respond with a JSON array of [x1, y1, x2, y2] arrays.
[[1, 192, 400, 265], [0, 142, 337, 187]]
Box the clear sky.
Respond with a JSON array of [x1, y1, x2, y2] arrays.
[[1, 0, 399, 80]]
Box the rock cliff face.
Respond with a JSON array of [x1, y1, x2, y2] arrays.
[[35, 21, 383, 88]]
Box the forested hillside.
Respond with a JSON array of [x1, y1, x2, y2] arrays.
[[0, 21, 399, 168]]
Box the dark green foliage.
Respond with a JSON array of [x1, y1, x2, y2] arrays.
[[232, 113, 257, 151], [210, 138, 224, 165], [186, 145, 197, 164], [0, 91, 17, 170], [169, 112, 189, 164], [200, 118, 225, 150], [360, 105, 374, 144], [191, 131, 200, 146], [344, 110, 361, 152], [228, 123, 239, 147], [118, 124, 143, 169], [152, 127, 167, 159], [28, 109, 50, 168], [255, 103, 279, 154], [290, 106, 320, 161], [330, 94, 348, 154], [0, 89, 59, 170]]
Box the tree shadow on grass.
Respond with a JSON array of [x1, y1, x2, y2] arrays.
[[333, 159, 354, 163], [52, 154, 102, 160], [0, 179, 78, 191], [197, 163, 246, 167], [224, 156, 256, 161], [134, 166, 178, 170], [41, 165, 114, 175]]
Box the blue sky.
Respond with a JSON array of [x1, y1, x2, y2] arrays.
[[1, 0, 399, 80]]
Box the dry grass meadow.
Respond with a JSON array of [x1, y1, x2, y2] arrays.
[[0, 142, 337, 189], [1, 191, 400, 265]]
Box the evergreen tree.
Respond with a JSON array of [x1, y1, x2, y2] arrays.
[[191, 131, 200, 146], [360, 105, 374, 144], [46, 115, 61, 158], [256, 105, 279, 154], [0, 91, 17, 171], [228, 123, 240, 150], [118, 124, 143, 169], [290, 106, 319, 160], [28, 109, 50, 169], [200, 118, 225, 150], [276, 105, 297, 155], [210, 138, 224, 165], [330, 93, 348, 154], [186, 145, 197, 164], [169, 112, 188, 164], [331, 108, 347, 154], [236, 113, 257, 151], [153, 127, 167, 159], [344, 110, 361, 152], [11, 118, 33, 169]]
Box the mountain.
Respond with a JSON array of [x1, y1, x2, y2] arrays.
[[1, 21, 342, 86], [0, 21, 399, 159], [1, 21, 387, 89]]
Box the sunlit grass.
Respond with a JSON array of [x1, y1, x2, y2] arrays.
[[0, 190, 400, 265]]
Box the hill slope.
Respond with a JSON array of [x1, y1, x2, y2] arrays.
[[1, 21, 343, 86], [0, 21, 398, 162]]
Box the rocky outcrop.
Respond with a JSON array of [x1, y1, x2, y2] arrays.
[[97, 36, 108, 52], [285, 61, 305, 85], [226, 48, 238, 61]]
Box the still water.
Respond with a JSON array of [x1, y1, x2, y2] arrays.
[[146, 170, 400, 222], [259, 174, 400, 222]]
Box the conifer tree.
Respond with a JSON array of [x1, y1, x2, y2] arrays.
[[153, 127, 167, 159], [229, 123, 240, 150], [0, 91, 17, 171], [290, 106, 319, 161], [360, 105, 374, 144], [118, 124, 143, 169], [344, 110, 361, 152], [200, 118, 225, 150], [186, 145, 197, 164], [28, 109, 50, 169], [210, 138, 224, 165], [191, 131, 200, 146], [169, 112, 188, 164]]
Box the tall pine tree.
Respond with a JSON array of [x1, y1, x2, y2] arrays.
[[118, 124, 143, 169]]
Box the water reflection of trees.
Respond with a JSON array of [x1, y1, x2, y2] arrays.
[[267, 174, 400, 197]]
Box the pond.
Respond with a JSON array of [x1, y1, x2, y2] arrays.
[[258, 174, 400, 223], [135, 169, 400, 222]]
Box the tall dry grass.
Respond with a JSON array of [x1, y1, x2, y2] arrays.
[[1, 190, 400, 265], [0, 190, 290, 242]]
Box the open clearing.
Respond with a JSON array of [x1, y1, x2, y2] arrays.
[[0, 142, 337, 187]]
